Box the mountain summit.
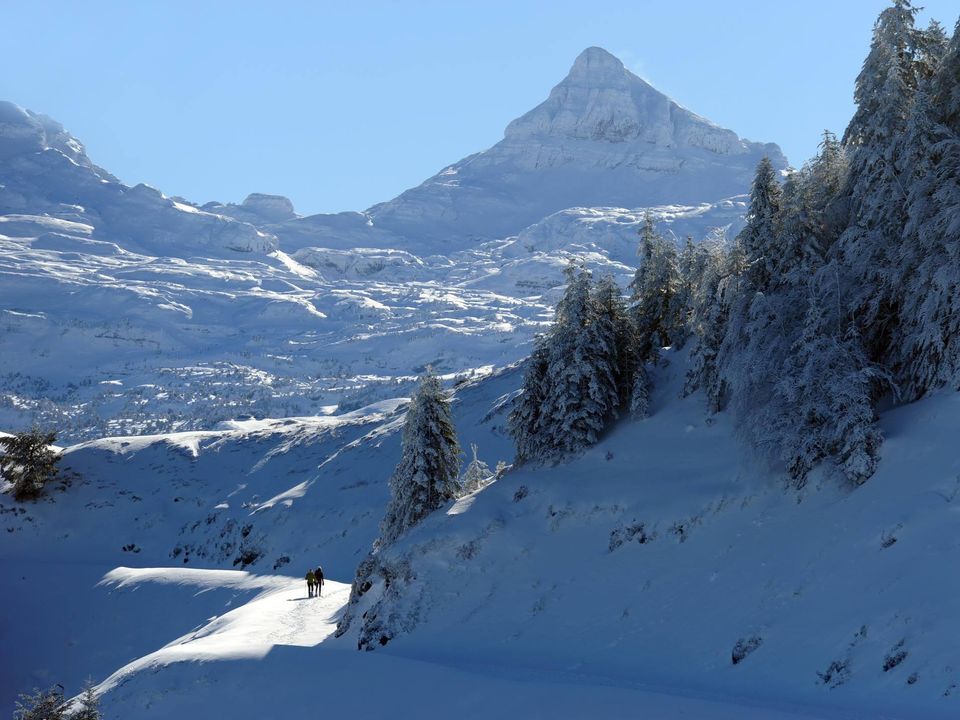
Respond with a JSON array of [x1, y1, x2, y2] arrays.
[[368, 47, 786, 247], [506, 47, 745, 153]]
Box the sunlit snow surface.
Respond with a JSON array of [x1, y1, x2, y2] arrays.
[[4, 359, 960, 719], [81, 569, 826, 720]]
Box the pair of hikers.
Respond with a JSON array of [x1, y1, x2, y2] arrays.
[[305, 566, 324, 598]]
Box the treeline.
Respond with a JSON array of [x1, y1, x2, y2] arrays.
[[511, 2, 960, 487]]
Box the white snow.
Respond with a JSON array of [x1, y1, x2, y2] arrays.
[[3, 356, 960, 718], [6, 42, 951, 720]]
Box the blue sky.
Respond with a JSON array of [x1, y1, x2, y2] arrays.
[[2, 1, 956, 215]]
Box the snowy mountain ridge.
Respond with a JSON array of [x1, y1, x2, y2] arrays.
[[0, 46, 778, 441]]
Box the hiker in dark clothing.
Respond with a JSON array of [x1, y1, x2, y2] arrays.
[[315, 566, 324, 597], [306, 569, 316, 598]]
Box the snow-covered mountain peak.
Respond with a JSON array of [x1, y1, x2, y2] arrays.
[[505, 46, 741, 153], [566, 45, 629, 81], [368, 48, 785, 245]]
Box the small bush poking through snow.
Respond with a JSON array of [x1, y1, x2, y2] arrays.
[[883, 640, 908, 672], [731, 636, 763, 665], [817, 659, 851, 688]]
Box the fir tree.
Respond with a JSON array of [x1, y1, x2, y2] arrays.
[[379, 370, 461, 545], [737, 156, 783, 292], [73, 680, 102, 720], [460, 443, 492, 495], [593, 275, 636, 406], [777, 266, 883, 486], [629, 364, 651, 420], [683, 229, 731, 413], [508, 338, 551, 464], [896, 21, 960, 398], [14, 686, 65, 720], [538, 265, 620, 460], [839, 0, 923, 364], [629, 212, 682, 361], [673, 235, 700, 348], [1, 429, 60, 502]]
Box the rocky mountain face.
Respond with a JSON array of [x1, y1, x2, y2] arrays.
[[366, 47, 786, 248]]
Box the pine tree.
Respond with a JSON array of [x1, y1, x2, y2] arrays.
[[896, 21, 960, 398], [379, 370, 461, 545], [714, 157, 788, 431], [673, 235, 700, 348], [803, 131, 849, 267], [14, 686, 65, 720], [593, 275, 635, 406], [1, 429, 60, 502], [508, 338, 551, 464], [538, 265, 620, 460], [683, 229, 731, 413], [73, 680, 102, 720], [629, 364, 651, 420], [844, 0, 922, 154], [629, 212, 682, 361], [737, 156, 783, 292], [777, 266, 883, 486], [839, 0, 923, 364]]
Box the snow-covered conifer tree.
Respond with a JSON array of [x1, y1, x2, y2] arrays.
[[895, 21, 960, 398], [460, 443, 493, 495], [629, 212, 682, 361], [839, 0, 923, 364], [537, 265, 620, 460], [737, 156, 783, 292], [593, 275, 635, 405], [508, 338, 551, 464], [683, 229, 731, 413], [672, 235, 701, 348], [379, 370, 461, 545], [776, 264, 883, 485]]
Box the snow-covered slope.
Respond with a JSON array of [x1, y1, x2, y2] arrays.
[[0, 368, 521, 712], [4, 354, 960, 719], [0, 199, 743, 442], [336, 353, 960, 720]]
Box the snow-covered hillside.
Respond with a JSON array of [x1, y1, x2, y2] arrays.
[[0, 47, 775, 442], [0, 368, 516, 717], [4, 354, 959, 719]]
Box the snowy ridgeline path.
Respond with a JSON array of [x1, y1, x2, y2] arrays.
[[93, 568, 349, 696], [91, 567, 846, 719]]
